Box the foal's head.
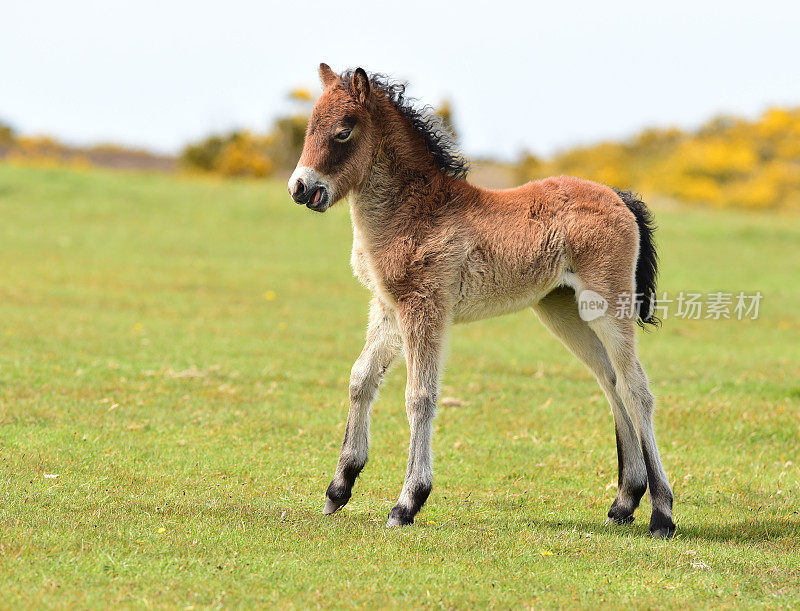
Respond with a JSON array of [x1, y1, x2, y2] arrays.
[[287, 64, 377, 212], [288, 63, 468, 212]]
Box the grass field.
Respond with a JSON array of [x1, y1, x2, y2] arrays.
[[1, 164, 798, 607]]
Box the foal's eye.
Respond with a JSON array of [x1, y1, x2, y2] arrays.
[[333, 129, 352, 142]]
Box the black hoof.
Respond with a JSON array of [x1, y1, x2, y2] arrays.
[[324, 480, 352, 515], [386, 506, 415, 527], [386, 483, 431, 527], [649, 512, 676, 539], [323, 496, 348, 515], [607, 500, 636, 525], [606, 513, 635, 525]]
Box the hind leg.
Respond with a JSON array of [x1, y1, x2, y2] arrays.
[[533, 288, 648, 524], [588, 314, 675, 538]]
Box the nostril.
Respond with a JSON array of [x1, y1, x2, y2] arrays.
[[295, 179, 306, 196]]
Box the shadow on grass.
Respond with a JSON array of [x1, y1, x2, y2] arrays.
[[670, 518, 799, 543], [535, 516, 799, 544]]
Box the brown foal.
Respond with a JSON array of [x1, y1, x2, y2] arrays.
[[288, 63, 675, 537]]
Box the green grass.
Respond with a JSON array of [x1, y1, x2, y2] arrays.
[[1, 164, 798, 608]]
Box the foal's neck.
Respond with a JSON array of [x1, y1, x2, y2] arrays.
[[351, 101, 449, 221]]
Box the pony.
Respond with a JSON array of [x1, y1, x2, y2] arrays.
[[287, 63, 675, 537]]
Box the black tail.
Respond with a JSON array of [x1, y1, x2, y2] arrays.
[[614, 189, 660, 329]]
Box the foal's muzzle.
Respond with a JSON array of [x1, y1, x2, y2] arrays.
[[288, 166, 331, 212]]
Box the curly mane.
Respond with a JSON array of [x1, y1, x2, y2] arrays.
[[340, 69, 469, 180]]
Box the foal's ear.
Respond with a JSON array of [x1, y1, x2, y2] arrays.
[[351, 67, 370, 105], [318, 63, 338, 88]]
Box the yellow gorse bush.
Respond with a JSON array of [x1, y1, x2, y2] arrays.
[[213, 131, 273, 178], [180, 115, 307, 179], [4, 136, 92, 171], [517, 107, 800, 209]]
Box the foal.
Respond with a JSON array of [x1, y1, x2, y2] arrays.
[[288, 64, 676, 538]]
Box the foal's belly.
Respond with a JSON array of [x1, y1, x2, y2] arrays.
[[453, 290, 547, 323], [452, 256, 562, 324]]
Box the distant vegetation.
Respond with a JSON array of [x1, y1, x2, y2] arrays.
[[3, 102, 800, 209], [179, 100, 800, 209], [0, 120, 175, 172]]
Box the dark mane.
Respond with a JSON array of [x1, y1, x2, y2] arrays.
[[340, 69, 469, 180]]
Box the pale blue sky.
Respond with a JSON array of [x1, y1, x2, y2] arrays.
[[3, 0, 799, 159]]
